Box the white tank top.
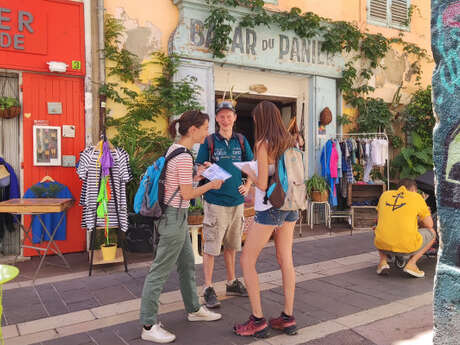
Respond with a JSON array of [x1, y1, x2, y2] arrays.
[[254, 163, 275, 211]]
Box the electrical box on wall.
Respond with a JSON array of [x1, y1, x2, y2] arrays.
[[62, 155, 76, 167], [47, 102, 62, 114], [62, 125, 75, 138]]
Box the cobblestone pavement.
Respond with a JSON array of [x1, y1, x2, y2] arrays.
[[3, 230, 436, 345]]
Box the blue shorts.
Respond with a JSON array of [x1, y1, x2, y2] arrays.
[[254, 208, 299, 226]]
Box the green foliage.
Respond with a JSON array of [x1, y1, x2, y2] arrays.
[[188, 197, 204, 214], [204, 1, 427, 117], [392, 131, 433, 179], [336, 114, 352, 127], [356, 98, 392, 133], [108, 120, 172, 211], [402, 86, 434, 147], [392, 86, 434, 179], [0, 97, 19, 110], [104, 14, 141, 83], [305, 175, 330, 196], [102, 15, 202, 211]]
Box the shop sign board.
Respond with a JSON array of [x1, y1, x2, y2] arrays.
[[0, 0, 85, 75], [171, 0, 344, 78]]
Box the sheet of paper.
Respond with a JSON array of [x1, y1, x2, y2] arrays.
[[201, 164, 232, 181], [233, 161, 258, 174]]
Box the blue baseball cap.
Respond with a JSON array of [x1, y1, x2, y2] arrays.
[[216, 101, 236, 115]]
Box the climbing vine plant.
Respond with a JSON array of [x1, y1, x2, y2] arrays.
[[204, 0, 429, 139], [101, 14, 202, 210]]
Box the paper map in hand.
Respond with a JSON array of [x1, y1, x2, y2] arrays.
[[201, 164, 232, 181]]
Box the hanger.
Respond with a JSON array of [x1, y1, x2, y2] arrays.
[[40, 175, 55, 183], [97, 134, 115, 150]]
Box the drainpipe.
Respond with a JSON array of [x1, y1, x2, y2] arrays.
[[83, 0, 93, 146], [97, 0, 106, 138]]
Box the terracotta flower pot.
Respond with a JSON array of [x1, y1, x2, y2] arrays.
[[311, 190, 328, 202], [101, 243, 117, 261], [187, 214, 204, 225]]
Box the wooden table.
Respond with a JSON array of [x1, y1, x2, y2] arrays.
[[0, 198, 73, 282]]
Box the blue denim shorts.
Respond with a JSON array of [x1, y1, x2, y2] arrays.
[[254, 208, 299, 226]]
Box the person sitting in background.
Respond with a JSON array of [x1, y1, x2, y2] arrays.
[[374, 178, 436, 278]]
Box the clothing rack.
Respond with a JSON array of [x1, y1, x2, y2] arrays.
[[88, 136, 128, 276], [334, 132, 390, 190]]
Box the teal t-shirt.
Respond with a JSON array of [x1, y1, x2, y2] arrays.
[[196, 133, 254, 206]]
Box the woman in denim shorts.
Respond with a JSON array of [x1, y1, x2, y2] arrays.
[[233, 101, 299, 338]]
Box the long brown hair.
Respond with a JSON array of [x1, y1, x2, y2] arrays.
[[252, 101, 294, 159], [168, 110, 209, 138]]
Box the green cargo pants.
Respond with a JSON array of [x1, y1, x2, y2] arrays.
[[140, 207, 201, 325]]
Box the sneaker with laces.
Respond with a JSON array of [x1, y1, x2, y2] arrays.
[[187, 306, 222, 321], [226, 278, 248, 297], [376, 262, 390, 275], [233, 315, 270, 338], [203, 286, 221, 308], [141, 323, 176, 343], [403, 264, 425, 278], [269, 312, 297, 335]]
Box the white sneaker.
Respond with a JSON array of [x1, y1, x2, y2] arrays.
[[141, 323, 176, 343], [187, 306, 222, 322]]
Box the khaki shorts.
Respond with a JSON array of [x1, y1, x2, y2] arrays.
[[202, 201, 244, 256], [379, 228, 435, 256]]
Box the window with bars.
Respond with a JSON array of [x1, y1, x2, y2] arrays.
[[368, 0, 410, 30]]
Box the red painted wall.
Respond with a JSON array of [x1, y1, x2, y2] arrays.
[[22, 73, 86, 255], [0, 0, 85, 76]]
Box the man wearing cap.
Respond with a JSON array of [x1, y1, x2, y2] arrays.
[[196, 101, 254, 308]]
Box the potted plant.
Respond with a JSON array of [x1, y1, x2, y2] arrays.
[[306, 175, 330, 202], [0, 97, 20, 119], [101, 227, 117, 261], [188, 197, 204, 225]]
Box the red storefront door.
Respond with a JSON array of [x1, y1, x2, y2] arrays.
[[22, 73, 85, 255]]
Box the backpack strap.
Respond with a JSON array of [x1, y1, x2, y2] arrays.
[[208, 132, 246, 162], [206, 134, 215, 163], [235, 132, 246, 161], [161, 147, 194, 208]]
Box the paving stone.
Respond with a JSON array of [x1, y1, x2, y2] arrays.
[[4, 303, 48, 325], [92, 285, 134, 305], [123, 279, 145, 297], [53, 279, 87, 293], [87, 328, 126, 345], [127, 268, 149, 280], [3, 287, 40, 307], [353, 305, 433, 345], [60, 288, 95, 304], [300, 329, 377, 345], [41, 333, 95, 345], [86, 275, 123, 291], [67, 298, 100, 312], [115, 320, 143, 342]]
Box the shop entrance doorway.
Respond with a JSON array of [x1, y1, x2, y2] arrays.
[[215, 92, 297, 149]]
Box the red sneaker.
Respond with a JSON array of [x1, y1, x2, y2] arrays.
[[233, 315, 270, 338], [269, 313, 297, 335]]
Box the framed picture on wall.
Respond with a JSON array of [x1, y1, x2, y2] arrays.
[[33, 125, 61, 166]]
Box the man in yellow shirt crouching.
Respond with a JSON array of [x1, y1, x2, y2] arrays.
[[374, 179, 436, 278]]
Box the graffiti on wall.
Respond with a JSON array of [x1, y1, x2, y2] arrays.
[[441, 121, 460, 208], [435, 1, 460, 208]]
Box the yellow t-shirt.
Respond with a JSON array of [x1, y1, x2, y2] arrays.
[[374, 186, 431, 253]]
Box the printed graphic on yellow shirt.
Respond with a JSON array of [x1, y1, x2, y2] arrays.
[[385, 192, 407, 211]]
